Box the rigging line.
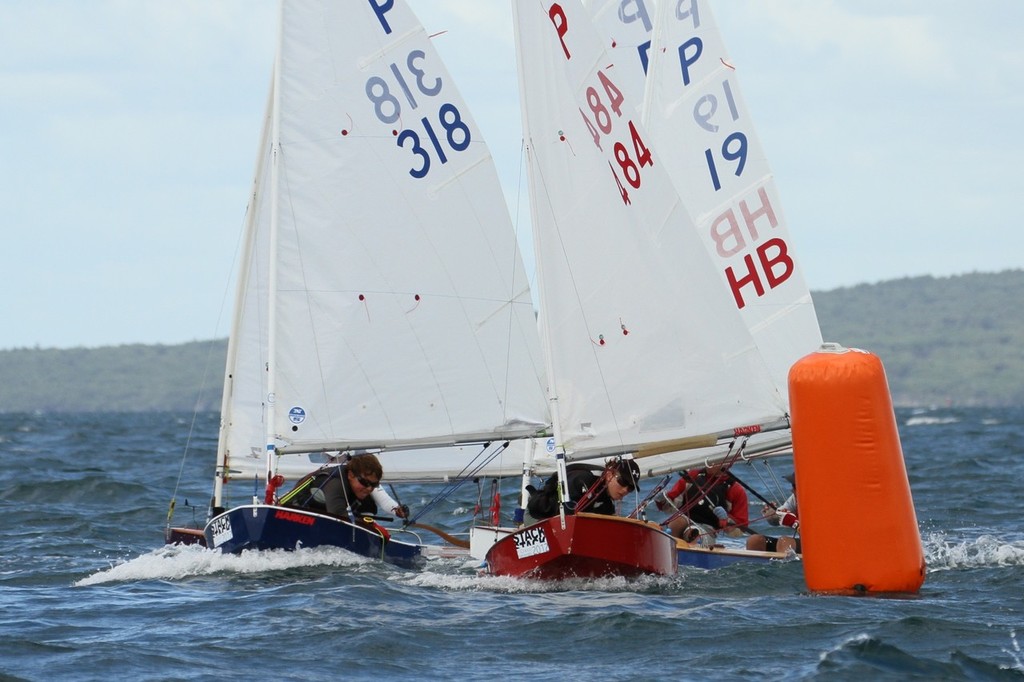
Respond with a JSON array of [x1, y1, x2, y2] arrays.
[[388, 483, 407, 524], [626, 475, 670, 519], [660, 440, 747, 529], [502, 136, 529, 428], [471, 477, 483, 521], [446, 441, 506, 481], [409, 442, 510, 523], [750, 459, 789, 508], [514, 136, 537, 301], [726, 469, 774, 508], [418, 443, 508, 509], [167, 211, 250, 525]]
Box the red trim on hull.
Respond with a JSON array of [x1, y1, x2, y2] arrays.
[[485, 513, 677, 579]]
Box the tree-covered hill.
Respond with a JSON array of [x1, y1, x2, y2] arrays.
[[813, 269, 1024, 406], [0, 340, 226, 412], [1, 269, 1021, 411]]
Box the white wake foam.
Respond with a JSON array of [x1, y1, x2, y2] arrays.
[[76, 544, 371, 585]]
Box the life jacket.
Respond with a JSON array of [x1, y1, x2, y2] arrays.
[[278, 466, 378, 518], [527, 464, 610, 520], [278, 469, 336, 512], [526, 472, 561, 520], [678, 472, 730, 527]]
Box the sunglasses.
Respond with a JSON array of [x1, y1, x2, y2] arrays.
[[616, 475, 636, 491], [355, 475, 379, 490]]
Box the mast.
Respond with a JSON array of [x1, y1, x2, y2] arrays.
[[212, 51, 276, 511], [262, 0, 285, 501], [511, 1, 571, 519]]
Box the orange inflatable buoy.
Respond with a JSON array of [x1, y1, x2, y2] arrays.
[[789, 343, 926, 594]]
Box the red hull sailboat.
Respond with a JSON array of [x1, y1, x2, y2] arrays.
[[485, 513, 677, 579]]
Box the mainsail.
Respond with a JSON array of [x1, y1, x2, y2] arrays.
[[513, 0, 786, 463], [216, 0, 550, 493], [642, 0, 823, 396]]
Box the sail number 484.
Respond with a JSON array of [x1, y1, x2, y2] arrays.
[[578, 70, 653, 205]]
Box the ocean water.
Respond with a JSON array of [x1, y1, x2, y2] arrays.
[[1, 408, 1022, 681]]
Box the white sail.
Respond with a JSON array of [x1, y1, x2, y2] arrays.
[[512, 0, 786, 462], [219, 0, 550, 487], [642, 0, 822, 395], [582, 0, 655, 104]]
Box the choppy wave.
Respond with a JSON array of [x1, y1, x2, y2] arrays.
[[816, 632, 1024, 679], [5, 408, 1024, 681], [923, 533, 1024, 570]]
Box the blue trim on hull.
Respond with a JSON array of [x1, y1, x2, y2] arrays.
[[204, 504, 424, 569]]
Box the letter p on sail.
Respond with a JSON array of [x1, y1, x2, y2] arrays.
[[369, 0, 396, 35], [549, 3, 570, 60]]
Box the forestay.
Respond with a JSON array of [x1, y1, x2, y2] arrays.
[[513, 0, 785, 463], [219, 0, 550, 486]]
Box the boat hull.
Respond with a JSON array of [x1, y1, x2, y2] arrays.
[[203, 504, 424, 569], [484, 513, 677, 579], [676, 543, 798, 569]]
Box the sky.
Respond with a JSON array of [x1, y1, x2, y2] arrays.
[[3, 1, 1022, 350]]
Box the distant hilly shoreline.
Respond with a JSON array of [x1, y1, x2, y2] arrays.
[[2, 269, 1022, 411]]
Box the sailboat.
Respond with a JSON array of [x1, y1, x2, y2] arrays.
[[164, 1, 922, 590], [165, 0, 553, 566], [572, 0, 823, 569], [482, 0, 811, 579]]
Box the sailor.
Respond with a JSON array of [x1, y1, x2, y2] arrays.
[[524, 458, 640, 524], [656, 464, 750, 543], [746, 473, 801, 554], [279, 454, 407, 520]]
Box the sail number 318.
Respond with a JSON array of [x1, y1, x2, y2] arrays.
[[364, 49, 471, 179]]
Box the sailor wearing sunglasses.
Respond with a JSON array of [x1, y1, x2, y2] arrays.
[[278, 453, 408, 521]]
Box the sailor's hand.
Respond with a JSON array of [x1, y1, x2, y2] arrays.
[[392, 504, 410, 519], [776, 510, 798, 528], [712, 505, 729, 527]]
